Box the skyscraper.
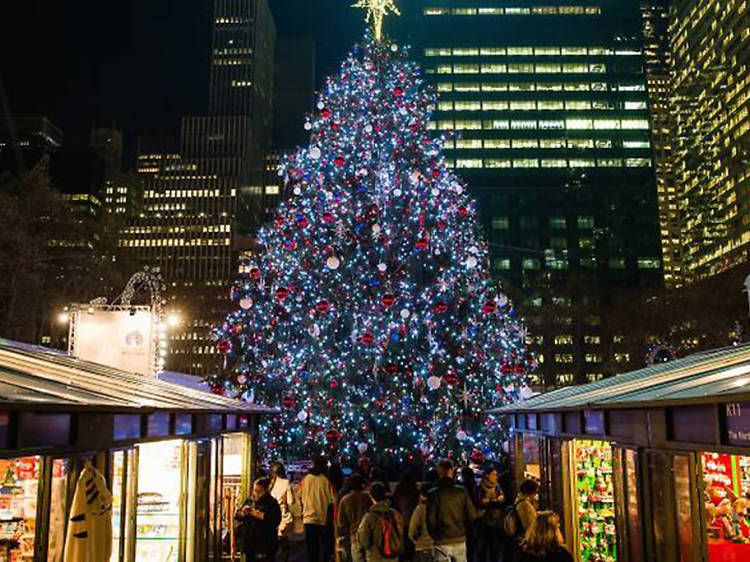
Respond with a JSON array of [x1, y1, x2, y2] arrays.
[[641, 0, 681, 289], [122, 0, 276, 375], [395, 1, 663, 386], [669, 0, 750, 283]]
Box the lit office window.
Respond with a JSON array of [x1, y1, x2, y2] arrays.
[[523, 258, 541, 270], [438, 101, 453, 111], [624, 101, 647, 110], [506, 7, 531, 15], [424, 7, 450, 15], [637, 258, 661, 269], [511, 120, 537, 129], [566, 119, 593, 129], [541, 159, 568, 168], [511, 101, 537, 111], [508, 64, 534, 73], [589, 64, 606, 73], [481, 83, 506, 91], [569, 159, 595, 167], [454, 64, 479, 73], [482, 64, 507, 73], [514, 159, 540, 168], [456, 83, 481, 91], [485, 159, 512, 168], [536, 64, 562, 73], [559, 6, 585, 14], [509, 82, 535, 91], [535, 47, 560, 55], [538, 83, 563, 91], [425, 48, 452, 56], [478, 7, 504, 14], [623, 140, 650, 148], [621, 119, 649, 129], [453, 8, 477, 15], [625, 158, 652, 167], [568, 139, 594, 149], [555, 335, 574, 345], [456, 139, 483, 149], [540, 138, 566, 148], [565, 101, 592, 110], [494, 258, 511, 270], [437, 120, 454, 129], [453, 48, 479, 56], [562, 47, 588, 55], [436, 65, 452, 74], [480, 47, 506, 56], [437, 83, 453, 92], [512, 139, 538, 148], [539, 101, 564, 110], [565, 82, 590, 91], [483, 101, 509, 110], [484, 139, 510, 149], [484, 120, 510, 129], [539, 120, 565, 130], [456, 158, 483, 168], [455, 120, 481, 130], [508, 47, 533, 55], [597, 159, 623, 167], [492, 217, 509, 229], [563, 63, 589, 73]]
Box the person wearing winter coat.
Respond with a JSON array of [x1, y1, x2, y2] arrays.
[[426, 460, 478, 562], [408, 485, 434, 562], [269, 462, 295, 562], [235, 477, 283, 562], [519, 512, 572, 562], [338, 475, 373, 562], [357, 482, 403, 562], [301, 456, 336, 562], [476, 468, 506, 562]]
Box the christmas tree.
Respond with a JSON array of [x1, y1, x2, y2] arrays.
[[209, 32, 533, 464]]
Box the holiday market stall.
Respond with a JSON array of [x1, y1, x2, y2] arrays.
[[0, 339, 274, 562], [493, 343, 750, 562]]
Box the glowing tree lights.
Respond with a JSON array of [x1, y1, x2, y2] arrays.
[[209, 34, 533, 463]]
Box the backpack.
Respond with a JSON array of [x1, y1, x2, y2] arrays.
[[503, 500, 525, 538], [375, 510, 404, 558]]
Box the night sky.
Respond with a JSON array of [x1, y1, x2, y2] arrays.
[[0, 0, 363, 161]]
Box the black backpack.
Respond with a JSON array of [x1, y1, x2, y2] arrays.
[[503, 500, 525, 538]]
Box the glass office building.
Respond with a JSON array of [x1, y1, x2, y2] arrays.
[[394, 1, 664, 386]]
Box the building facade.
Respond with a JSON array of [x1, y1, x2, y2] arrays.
[[641, 0, 681, 289], [669, 0, 750, 282], [122, 0, 276, 375], [394, 0, 664, 387]]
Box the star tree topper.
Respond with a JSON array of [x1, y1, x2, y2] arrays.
[[352, 0, 400, 42]]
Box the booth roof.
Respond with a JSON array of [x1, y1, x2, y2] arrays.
[[491, 343, 750, 414], [0, 338, 277, 414]]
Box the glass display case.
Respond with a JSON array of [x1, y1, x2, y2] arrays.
[[135, 441, 185, 562], [0, 457, 40, 562], [573, 440, 617, 562]]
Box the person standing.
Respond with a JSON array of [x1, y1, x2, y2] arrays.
[[476, 468, 505, 562], [357, 482, 404, 562], [408, 484, 434, 562], [505, 479, 539, 562], [392, 472, 419, 561], [301, 457, 336, 562], [235, 477, 283, 562], [519, 512, 572, 562], [269, 462, 295, 562], [338, 475, 373, 562], [426, 460, 478, 562], [458, 467, 478, 562]]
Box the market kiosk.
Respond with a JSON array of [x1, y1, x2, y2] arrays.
[[493, 343, 750, 562], [0, 339, 274, 562]]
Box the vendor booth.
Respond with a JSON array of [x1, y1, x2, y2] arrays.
[[0, 339, 274, 562], [493, 343, 750, 562]]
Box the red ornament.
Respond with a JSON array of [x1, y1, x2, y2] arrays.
[[276, 287, 290, 300], [250, 267, 261, 279], [384, 363, 399, 375], [281, 395, 296, 409], [482, 300, 497, 314], [217, 339, 232, 354], [415, 238, 429, 250], [322, 212, 335, 223], [334, 156, 346, 167], [316, 300, 331, 314], [432, 169, 441, 178], [211, 385, 226, 396], [381, 294, 397, 308], [458, 207, 469, 217], [321, 108, 331, 118], [471, 449, 485, 464], [393, 86, 404, 97], [444, 373, 459, 385], [298, 216, 309, 228], [330, 379, 339, 389], [434, 302, 449, 314], [360, 332, 375, 345], [325, 428, 341, 442]]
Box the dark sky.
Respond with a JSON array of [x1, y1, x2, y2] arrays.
[[0, 0, 363, 162]]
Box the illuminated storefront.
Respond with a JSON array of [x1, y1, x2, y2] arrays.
[[497, 344, 750, 562], [0, 339, 272, 562]]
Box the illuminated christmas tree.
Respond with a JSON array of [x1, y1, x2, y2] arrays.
[[209, 32, 533, 464]]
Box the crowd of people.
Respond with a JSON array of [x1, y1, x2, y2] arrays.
[[233, 456, 573, 562]]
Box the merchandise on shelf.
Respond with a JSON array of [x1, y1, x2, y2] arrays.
[[0, 458, 38, 562], [574, 440, 617, 562]]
